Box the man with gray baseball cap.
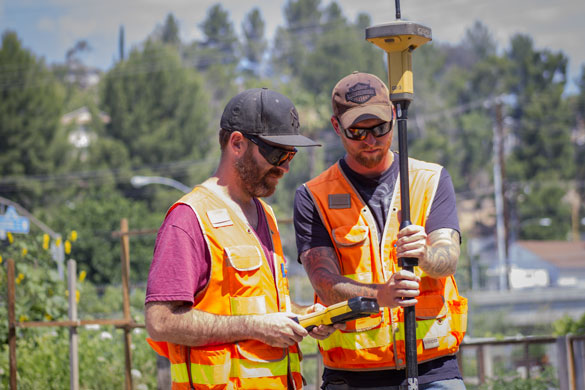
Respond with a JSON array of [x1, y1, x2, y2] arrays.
[[145, 88, 338, 389]]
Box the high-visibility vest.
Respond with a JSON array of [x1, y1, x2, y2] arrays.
[[304, 159, 468, 371], [148, 185, 303, 389]]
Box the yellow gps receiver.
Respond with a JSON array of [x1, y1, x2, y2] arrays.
[[366, 21, 431, 102], [295, 297, 379, 331]]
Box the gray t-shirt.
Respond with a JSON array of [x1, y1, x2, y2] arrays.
[[294, 153, 460, 257]]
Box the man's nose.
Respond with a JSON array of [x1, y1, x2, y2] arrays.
[[278, 159, 291, 173], [363, 131, 377, 145]]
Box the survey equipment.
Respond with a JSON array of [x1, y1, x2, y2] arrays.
[[365, 1, 432, 389], [295, 296, 379, 331]]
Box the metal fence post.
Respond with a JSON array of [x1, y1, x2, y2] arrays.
[[557, 335, 570, 390], [7, 259, 17, 390], [156, 355, 171, 390], [120, 218, 133, 390], [68, 259, 79, 390]]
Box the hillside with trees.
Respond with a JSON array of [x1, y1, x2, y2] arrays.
[[1, 0, 584, 387]]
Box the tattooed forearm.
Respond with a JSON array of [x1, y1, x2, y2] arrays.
[[301, 246, 379, 305], [420, 228, 460, 278]]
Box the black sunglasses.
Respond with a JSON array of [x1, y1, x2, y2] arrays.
[[242, 133, 297, 167], [341, 121, 393, 141]]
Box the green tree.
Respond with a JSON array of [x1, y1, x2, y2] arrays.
[[300, 12, 385, 96], [241, 8, 267, 76], [272, 0, 323, 76], [505, 35, 573, 239], [573, 66, 585, 235], [150, 13, 181, 47], [101, 40, 212, 167], [462, 20, 497, 62], [161, 13, 180, 46], [40, 187, 161, 284], [0, 31, 68, 205], [198, 4, 239, 68]]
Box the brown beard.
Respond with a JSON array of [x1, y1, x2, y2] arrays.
[[235, 147, 283, 197]]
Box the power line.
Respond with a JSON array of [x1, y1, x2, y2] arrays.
[[0, 157, 218, 192]]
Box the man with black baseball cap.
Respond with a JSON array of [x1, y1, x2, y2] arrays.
[[294, 72, 467, 389], [145, 88, 339, 390]]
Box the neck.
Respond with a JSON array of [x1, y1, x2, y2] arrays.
[[204, 172, 258, 228]]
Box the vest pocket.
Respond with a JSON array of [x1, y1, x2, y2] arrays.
[[414, 294, 451, 351], [343, 310, 383, 332], [331, 225, 369, 247], [229, 295, 267, 315], [224, 245, 263, 271], [224, 245, 265, 305], [415, 294, 448, 320], [236, 341, 287, 362]]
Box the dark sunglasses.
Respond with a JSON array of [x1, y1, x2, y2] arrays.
[[243, 133, 297, 167], [341, 121, 393, 141]]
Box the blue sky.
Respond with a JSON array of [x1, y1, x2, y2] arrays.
[[2, 0, 584, 93]]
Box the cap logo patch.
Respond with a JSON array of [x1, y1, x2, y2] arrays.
[[290, 108, 300, 130], [345, 82, 376, 104]]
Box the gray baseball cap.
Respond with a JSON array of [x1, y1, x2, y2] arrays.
[[220, 88, 321, 147]]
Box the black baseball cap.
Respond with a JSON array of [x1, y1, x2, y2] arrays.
[[220, 88, 321, 147]]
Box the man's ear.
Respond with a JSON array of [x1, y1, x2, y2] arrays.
[[229, 131, 247, 157], [331, 116, 342, 136]]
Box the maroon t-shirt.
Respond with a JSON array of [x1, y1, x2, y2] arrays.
[[145, 201, 276, 305]]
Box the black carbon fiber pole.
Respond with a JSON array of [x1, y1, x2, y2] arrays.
[[396, 100, 419, 390], [366, 1, 431, 387]]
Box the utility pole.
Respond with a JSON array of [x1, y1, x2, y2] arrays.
[[119, 25, 125, 61], [493, 99, 509, 290]]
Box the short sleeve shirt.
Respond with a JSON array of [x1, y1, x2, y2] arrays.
[[292, 154, 462, 386], [145, 201, 276, 305], [294, 153, 460, 257]]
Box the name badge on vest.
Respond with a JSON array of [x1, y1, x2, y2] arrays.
[[207, 208, 233, 228], [328, 193, 351, 209]]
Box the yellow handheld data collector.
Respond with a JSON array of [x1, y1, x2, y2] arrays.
[[295, 296, 379, 331]]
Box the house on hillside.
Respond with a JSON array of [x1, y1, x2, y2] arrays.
[[60, 106, 110, 161], [511, 240, 585, 288], [467, 236, 585, 290]]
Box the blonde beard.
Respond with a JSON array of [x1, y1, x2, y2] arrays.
[[342, 135, 392, 169]]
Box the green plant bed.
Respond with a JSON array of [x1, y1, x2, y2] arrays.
[[0, 326, 157, 389]]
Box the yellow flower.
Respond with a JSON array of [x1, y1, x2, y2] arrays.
[[79, 270, 87, 282], [65, 240, 71, 255], [42, 234, 50, 250], [19, 315, 28, 322], [55, 237, 62, 247], [65, 289, 69, 297], [75, 290, 80, 303], [7, 232, 14, 244], [21, 248, 28, 256], [44, 313, 53, 321], [0, 255, 3, 265], [70, 230, 78, 242], [16, 273, 24, 284]]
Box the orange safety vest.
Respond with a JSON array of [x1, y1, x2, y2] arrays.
[[304, 159, 468, 371], [148, 185, 303, 389]]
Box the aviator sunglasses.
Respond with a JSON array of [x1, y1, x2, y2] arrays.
[[242, 133, 297, 167], [340, 120, 393, 141]]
